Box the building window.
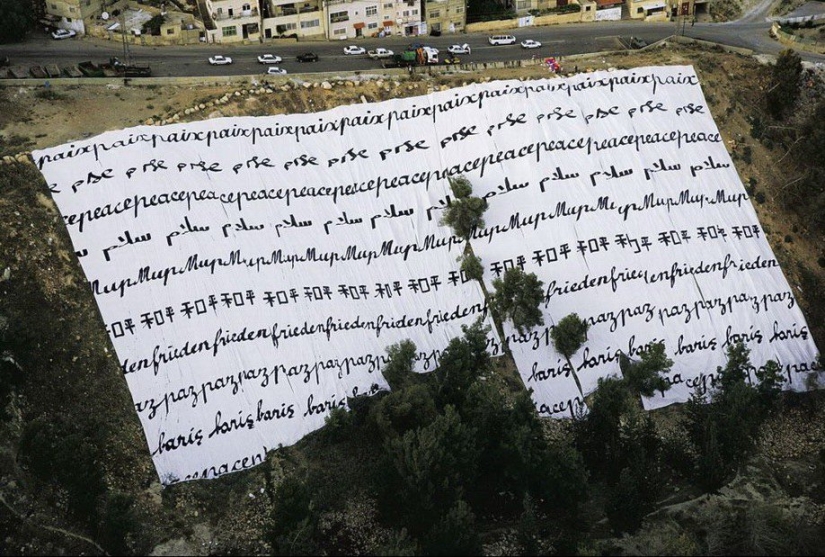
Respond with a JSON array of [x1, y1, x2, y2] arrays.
[[384, 2, 393, 8], [516, 0, 529, 9], [412, 9, 418, 14], [430, 10, 440, 18], [456, 6, 463, 12], [166, 27, 175, 34], [333, 27, 346, 35], [637, 6, 644, 13], [300, 19, 319, 28], [276, 22, 297, 33], [223, 25, 237, 36], [330, 10, 349, 22], [368, 21, 378, 28], [403, 10, 409, 15], [366, 5, 377, 16]]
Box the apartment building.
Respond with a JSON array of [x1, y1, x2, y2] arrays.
[[508, 0, 576, 14], [201, 0, 263, 42], [325, 0, 382, 39], [44, 0, 106, 35], [261, 0, 325, 39], [627, 0, 708, 20], [320, 0, 434, 40], [424, 0, 466, 35]]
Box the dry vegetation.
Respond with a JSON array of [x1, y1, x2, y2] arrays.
[[1, 40, 824, 555]]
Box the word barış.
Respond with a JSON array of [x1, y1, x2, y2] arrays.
[[207, 399, 296, 440]]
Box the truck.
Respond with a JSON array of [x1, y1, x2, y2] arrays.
[[109, 57, 152, 77], [367, 48, 394, 60], [384, 47, 439, 68], [77, 61, 105, 77], [78, 58, 151, 78]]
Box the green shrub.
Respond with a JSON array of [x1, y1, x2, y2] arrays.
[[765, 49, 802, 120], [742, 145, 752, 164], [460, 252, 484, 281], [492, 268, 546, 335], [99, 491, 138, 555], [434, 320, 491, 408], [385, 406, 481, 520], [18, 415, 106, 525], [370, 384, 438, 442], [34, 88, 66, 101], [382, 339, 417, 391], [142, 14, 166, 36], [440, 175, 488, 239], [683, 343, 772, 492], [421, 499, 481, 556], [268, 475, 319, 556]]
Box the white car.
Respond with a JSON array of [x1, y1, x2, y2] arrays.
[[448, 43, 471, 55], [266, 67, 288, 75], [208, 55, 233, 65], [520, 39, 542, 49], [51, 29, 77, 40], [343, 45, 366, 55], [257, 54, 283, 64]]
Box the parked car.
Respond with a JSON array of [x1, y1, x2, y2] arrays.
[[265, 67, 288, 75], [257, 54, 283, 64], [367, 48, 394, 59], [520, 39, 542, 49], [208, 55, 233, 65], [343, 45, 366, 55], [51, 29, 77, 40], [296, 52, 319, 63], [488, 34, 517, 45], [448, 43, 471, 55], [407, 42, 436, 52]]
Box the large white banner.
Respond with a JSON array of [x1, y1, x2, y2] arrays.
[[33, 66, 820, 483]]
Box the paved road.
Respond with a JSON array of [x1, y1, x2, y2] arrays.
[[1, 2, 823, 78]]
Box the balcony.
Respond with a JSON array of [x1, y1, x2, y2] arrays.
[[213, 7, 260, 21], [276, 5, 319, 15]]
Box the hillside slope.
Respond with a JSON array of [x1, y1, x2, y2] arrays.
[[1, 41, 824, 555]]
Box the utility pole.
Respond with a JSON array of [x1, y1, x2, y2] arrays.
[[120, 12, 133, 66]]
